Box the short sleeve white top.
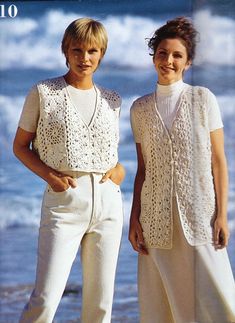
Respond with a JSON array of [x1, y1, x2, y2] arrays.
[[131, 80, 223, 143], [19, 82, 96, 132]]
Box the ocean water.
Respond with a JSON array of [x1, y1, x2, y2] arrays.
[[0, 0, 235, 322]]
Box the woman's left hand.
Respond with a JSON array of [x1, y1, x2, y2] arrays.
[[213, 216, 230, 249], [101, 162, 125, 186]]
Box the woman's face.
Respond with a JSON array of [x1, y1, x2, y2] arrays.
[[153, 38, 191, 85], [66, 40, 102, 80]]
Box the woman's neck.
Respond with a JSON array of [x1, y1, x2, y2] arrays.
[[157, 79, 184, 96], [64, 72, 94, 90]]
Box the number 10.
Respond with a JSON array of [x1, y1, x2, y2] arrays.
[[0, 4, 18, 18]]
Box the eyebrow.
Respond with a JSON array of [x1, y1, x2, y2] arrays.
[[71, 44, 100, 50], [157, 48, 184, 54]]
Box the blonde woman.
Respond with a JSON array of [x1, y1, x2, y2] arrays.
[[14, 18, 125, 323]]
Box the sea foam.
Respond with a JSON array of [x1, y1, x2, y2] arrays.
[[0, 9, 235, 70]]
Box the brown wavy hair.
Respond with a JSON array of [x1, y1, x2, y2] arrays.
[[148, 17, 198, 61]]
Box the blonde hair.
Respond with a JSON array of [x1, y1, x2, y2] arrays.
[[61, 17, 108, 67]]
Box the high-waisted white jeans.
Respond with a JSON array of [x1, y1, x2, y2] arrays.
[[138, 198, 235, 323], [19, 172, 123, 323]]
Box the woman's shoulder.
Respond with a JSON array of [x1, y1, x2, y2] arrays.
[[36, 76, 64, 87], [96, 85, 122, 108], [184, 84, 218, 112], [34, 76, 67, 98], [131, 92, 154, 112], [185, 84, 213, 97]]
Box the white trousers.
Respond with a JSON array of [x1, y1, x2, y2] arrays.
[[19, 172, 123, 323], [138, 199, 235, 323]]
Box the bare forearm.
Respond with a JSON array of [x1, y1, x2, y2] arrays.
[[212, 156, 228, 219], [130, 169, 145, 220], [13, 144, 58, 183], [129, 168, 148, 254]]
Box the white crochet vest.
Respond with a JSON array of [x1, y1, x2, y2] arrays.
[[33, 77, 121, 172], [133, 85, 216, 248]]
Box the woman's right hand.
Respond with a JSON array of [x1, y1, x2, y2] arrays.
[[129, 216, 148, 255], [48, 172, 77, 192]]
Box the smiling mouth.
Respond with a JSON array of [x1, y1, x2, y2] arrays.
[[160, 66, 174, 72], [78, 64, 91, 69]]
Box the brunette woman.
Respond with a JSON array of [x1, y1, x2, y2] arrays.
[[129, 16, 235, 323]]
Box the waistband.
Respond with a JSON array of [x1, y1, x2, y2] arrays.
[[60, 170, 104, 178]]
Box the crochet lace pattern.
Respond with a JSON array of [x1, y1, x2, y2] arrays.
[[132, 85, 216, 248], [33, 77, 121, 172]]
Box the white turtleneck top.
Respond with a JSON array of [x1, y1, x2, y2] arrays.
[[131, 80, 223, 143], [156, 79, 185, 130]]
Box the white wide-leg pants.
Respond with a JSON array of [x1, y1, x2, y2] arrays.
[[138, 199, 235, 323], [19, 172, 123, 323]]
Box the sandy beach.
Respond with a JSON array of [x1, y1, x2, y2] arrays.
[[1, 224, 234, 322]]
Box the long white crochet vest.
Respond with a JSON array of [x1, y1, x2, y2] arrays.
[[133, 85, 216, 248], [33, 77, 121, 172]]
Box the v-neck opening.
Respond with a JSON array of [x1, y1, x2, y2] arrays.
[[153, 85, 189, 136], [61, 76, 99, 128]]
